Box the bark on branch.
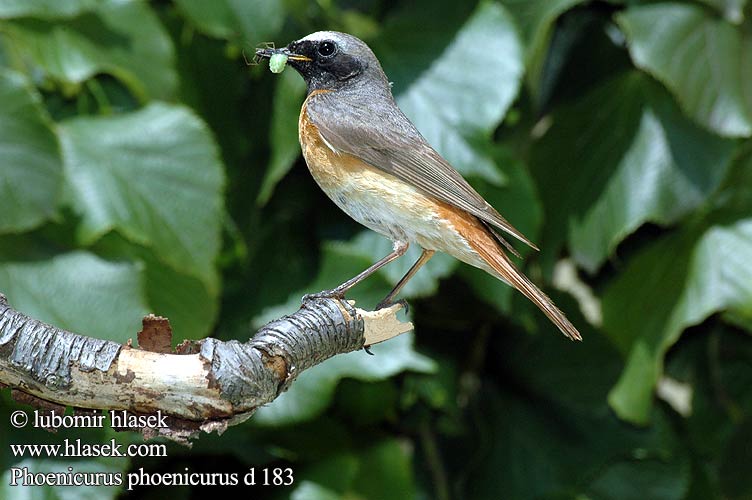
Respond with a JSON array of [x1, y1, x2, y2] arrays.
[[0, 293, 412, 443]]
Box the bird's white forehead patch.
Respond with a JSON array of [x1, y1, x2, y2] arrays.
[[300, 31, 340, 43], [297, 31, 368, 59]]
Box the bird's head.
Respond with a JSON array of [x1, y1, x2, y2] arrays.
[[256, 31, 391, 96]]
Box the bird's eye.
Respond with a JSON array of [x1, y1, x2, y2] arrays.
[[318, 41, 337, 57]]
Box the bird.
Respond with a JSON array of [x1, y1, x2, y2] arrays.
[[256, 31, 581, 341]]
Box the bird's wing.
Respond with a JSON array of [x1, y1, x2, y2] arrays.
[[306, 91, 538, 250]]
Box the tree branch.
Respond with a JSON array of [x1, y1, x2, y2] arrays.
[[0, 293, 412, 443]]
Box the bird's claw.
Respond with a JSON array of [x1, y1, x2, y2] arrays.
[[302, 289, 346, 302], [375, 298, 409, 314], [363, 345, 375, 355], [302, 289, 358, 318]]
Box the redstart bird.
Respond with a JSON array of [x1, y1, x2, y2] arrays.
[[256, 32, 581, 341]]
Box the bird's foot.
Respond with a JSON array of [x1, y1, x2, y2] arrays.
[[375, 297, 409, 314], [302, 289, 359, 318], [302, 288, 346, 302], [363, 344, 375, 356]]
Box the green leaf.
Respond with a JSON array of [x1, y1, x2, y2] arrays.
[[465, 384, 687, 500], [617, 3, 752, 137], [587, 459, 691, 500], [499, 0, 587, 100], [0, 69, 62, 234], [334, 379, 398, 426], [671, 221, 752, 329], [256, 69, 306, 205], [0, 251, 148, 342], [601, 224, 701, 424], [174, 0, 284, 43], [604, 211, 752, 424], [1, 0, 177, 101], [500, 0, 585, 49], [531, 72, 735, 274], [569, 78, 736, 273], [666, 325, 752, 491], [58, 103, 225, 292], [94, 233, 218, 341], [501, 297, 623, 412], [350, 440, 417, 500], [0, 0, 98, 19], [252, 333, 434, 426], [380, 0, 524, 184], [291, 439, 417, 500], [697, 0, 748, 24], [291, 482, 342, 500], [719, 420, 752, 499], [293, 441, 416, 500], [295, 453, 360, 496], [141, 252, 217, 341]]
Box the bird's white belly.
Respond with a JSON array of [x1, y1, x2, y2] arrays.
[[319, 168, 445, 246], [307, 156, 492, 275]]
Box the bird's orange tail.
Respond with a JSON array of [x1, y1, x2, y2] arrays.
[[467, 229, 582, 341]]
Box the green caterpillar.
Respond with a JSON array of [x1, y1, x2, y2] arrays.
[[269, 53, 288, 74]]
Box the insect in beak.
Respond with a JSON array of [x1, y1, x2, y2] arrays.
[[254, 45, 311, 63]]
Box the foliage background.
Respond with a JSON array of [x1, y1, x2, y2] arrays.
[[1, 0, 751, 498]]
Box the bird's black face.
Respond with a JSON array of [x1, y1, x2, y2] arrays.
[[285, 38, 364, 92], [256, 32, 372, 95]]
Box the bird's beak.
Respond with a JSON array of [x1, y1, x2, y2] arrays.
[[254, 46, 311, 63]]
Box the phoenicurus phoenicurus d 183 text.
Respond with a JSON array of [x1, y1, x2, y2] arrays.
[[256, 31, 581, 341]]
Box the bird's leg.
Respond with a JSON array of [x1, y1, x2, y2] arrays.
[[304, 240, 409, 301], [376, 249, 435, 310]]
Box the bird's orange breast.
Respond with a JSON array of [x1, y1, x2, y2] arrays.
[[300, 92, 441, 243], [298, 90, 371, 192]]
